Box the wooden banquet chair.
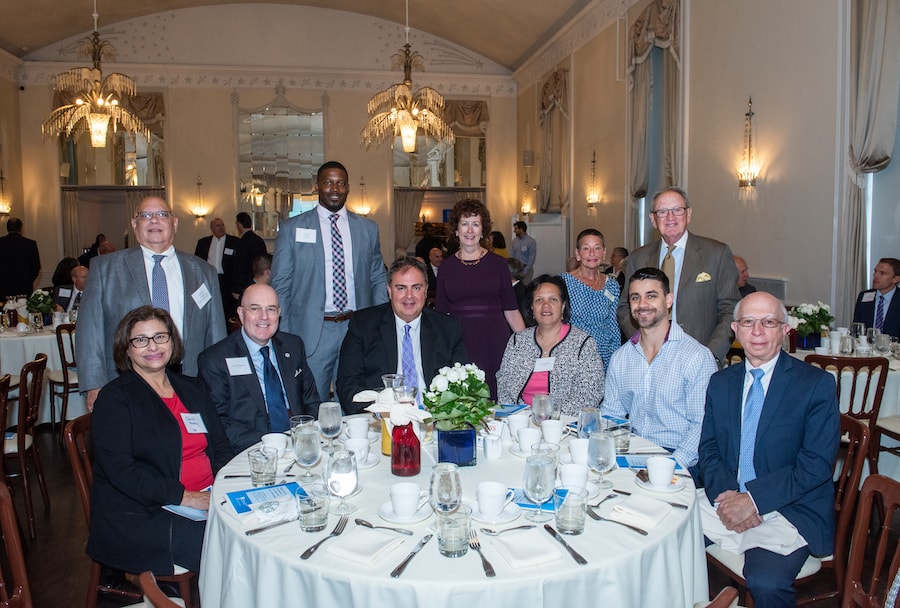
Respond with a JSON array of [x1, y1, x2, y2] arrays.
[[706, 414, 869, 607], [3, 353, 50, 540], [841, 474, 900, 608], [138, 572, 186, 608], [48, 323, 78, 444], [64, 415, 196, 608], [804, 355, 889, 475], [0, 482, 32, 607], [696, 586, 740, 608]]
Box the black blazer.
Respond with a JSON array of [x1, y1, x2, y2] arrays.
[[853, 287, 900, 337], [336, 303, 469, 414], [194, 234, 240, 277], [87, 371, 232, 574], [198, 330, 320, 453], [232, 230, 268, 296], [0, 233, 40, 298]]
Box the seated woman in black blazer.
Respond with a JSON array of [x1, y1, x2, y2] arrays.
[[87, 306, 232, 575]]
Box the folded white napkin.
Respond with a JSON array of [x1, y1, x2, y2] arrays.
[[697, 489, 808, 555], [364, 396, 431, 427], [240, 495, 297, 528], [326, 528, 405, 565], [490, 528, 562, 568], [609, 495, 671, 529]]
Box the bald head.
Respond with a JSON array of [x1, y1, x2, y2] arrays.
[[733, 255, 750, 288], [71, 265, 89, 291], [238, 283, 281, 346]]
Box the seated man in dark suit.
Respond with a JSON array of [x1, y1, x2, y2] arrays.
[[852, 257, 900, 336], [198, 283, 320, 453], [699, 292, 840, 608], [337, 257, 469, 414], [53, 264, 88, 313]]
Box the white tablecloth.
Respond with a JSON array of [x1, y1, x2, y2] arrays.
[[200, 427, 708, 608], [0, 328, 87, 427]]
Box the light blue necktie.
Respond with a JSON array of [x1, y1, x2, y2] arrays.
[[151, 254, 170, 311], [260, 346, 289, 433], [739, 368, 765, 491], [875, 295, 885, 331], [401, 324, 417, 393]]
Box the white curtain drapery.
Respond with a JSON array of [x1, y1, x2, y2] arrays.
[[394, 188, 426, 258]]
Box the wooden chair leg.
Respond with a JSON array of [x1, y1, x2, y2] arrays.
[[86, 561, 101, 608], [30, 444, 50, 511], [19, 457, 36, 540], [58, 390, 70, 445]]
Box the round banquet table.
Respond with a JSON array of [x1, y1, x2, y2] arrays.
[[200, 420, 708, 608]]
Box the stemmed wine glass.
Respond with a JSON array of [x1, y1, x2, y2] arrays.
[[531, 394, 557, 425], [292, 417, 322, 483], [428, 463, 462, 519], [588, 429, 616, 489], [867, 327, 882, 348], [318, 402, 342, 455], [523, 454, 556, 522], [326, 449, 359, 514]]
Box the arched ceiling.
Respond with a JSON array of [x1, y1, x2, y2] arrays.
[[1, 0, 594, 71]]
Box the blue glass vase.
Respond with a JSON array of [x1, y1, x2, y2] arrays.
[[796, 333, 821, 350], [436, 426, 477, 467]]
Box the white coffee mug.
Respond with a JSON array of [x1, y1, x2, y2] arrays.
[[559, 463, 589, 489], [475, 481, 515, 516], [346, 418, 370, 439], [506, 413, 530, 439], [646, 456, 676, 489], [344, 437, 369, 462], [568, 438, 589, 464], [260, 433, 288, 459], [390, 482, 428, 518], [541, 419, 565, 444], [483, 435, 502, 460], [517, 428, 542, 453]]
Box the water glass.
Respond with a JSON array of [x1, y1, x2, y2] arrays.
[[523, 454, 555, 522], [318, 402, 343, 454], [553, 486, 588, 535], [296, 485, 329, 532], [840, 335, 855, 356], [608, 420, 631, 453], [531, 394, 557, 425], [875, 333, 891, 356], [381, 374, 405, 389], [891, 336, 900, 358], [588, 430, 616, 489], [867, 327, 881, 347], [248, 447, 278, 487], [851, 322, 866, 341], [429, 463, 462, 517], [577, 407, 601, 439], [326, 449, 359, 514], [292, 419, 322, 483], [437, 505, 471, 558], [393, 386, 417, 404]]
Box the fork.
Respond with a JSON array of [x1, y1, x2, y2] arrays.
[[590, 512, 648, 536], [468, 530, 496, 577], [300, 514, 348, 559]]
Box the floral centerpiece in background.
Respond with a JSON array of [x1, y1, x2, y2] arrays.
[[26, 289, 55, 314], [788, 301, 834, 349], [424, 363, 494, 466]]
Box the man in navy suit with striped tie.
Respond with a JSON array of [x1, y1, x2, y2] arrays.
[[852, 258, 900, 337]]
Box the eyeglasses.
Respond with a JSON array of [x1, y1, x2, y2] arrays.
[[244, 305, 280, 316], [129, 332, 171, 348], [650, 207, 688, 218], [135, 210, 173, 220], [735, 317, 784, 329]]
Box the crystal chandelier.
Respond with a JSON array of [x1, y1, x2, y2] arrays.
[[360, 0, 455, 153], [41, 1, 149, 148]]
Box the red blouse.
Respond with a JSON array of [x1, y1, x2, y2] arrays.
[[161, 393, 214, 492]]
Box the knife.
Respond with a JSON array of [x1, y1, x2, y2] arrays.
[[613, 488, 688, 510], [245, 517, 297, 536], [543, 524, 587, 565], [390, 534, 433, 578]]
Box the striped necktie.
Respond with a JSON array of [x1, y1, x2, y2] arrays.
[[875, 295, 885, 331], [330, 214, 347, 311]]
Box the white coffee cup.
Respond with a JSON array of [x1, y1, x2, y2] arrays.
[[506, 413, 530, 439], [517, 428, 542, 453], [829, 332, 842, 354], [260, 433, 288, 459], [346, 418, 370, 439], [646, 456, 676, 489], [836, 327, 849, 336], [541, 419, 565, 444], [483, 435, 502, 460], [390, 482, 428, 518], [476, 481, 515, 516], [568, 438, 589, 464], [344, 437, 369, 462], [559, 463, 589, 489]]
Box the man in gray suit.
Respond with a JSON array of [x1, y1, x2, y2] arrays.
[[271, 161, 388, 401], [616, 187, 739, 362], [76, 196, 226, 408]]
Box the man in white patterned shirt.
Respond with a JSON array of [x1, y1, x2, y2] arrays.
[[602, 267, 717, 472]]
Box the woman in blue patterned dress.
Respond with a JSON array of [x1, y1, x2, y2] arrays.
[[560, 229, 621, 370]]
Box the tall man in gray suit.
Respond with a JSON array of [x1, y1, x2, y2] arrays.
[[271, 161, 388, 401], [76, 196, 226, 408], [617, 187, 739, 362]]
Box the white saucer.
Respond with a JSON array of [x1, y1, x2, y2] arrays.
[[508, 444, 530, 458], [583, 482, 602, 500], [355, 453, 380, 470], [340, 430, 379, 444], [378, 501, 433, 524], [635, 476, 686, 493], [469, 503, 521, 525]]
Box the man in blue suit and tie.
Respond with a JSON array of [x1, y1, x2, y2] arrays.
[[698, 292, 840, 607], [852, 258, 900, 337], [271, 161, 388, 402]]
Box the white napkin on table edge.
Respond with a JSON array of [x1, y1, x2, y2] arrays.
[[326, 528, 405, 565], [608, 494, 671, 529], [490, 528, 563, 568]]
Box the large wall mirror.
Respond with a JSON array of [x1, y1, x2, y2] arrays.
[[236, 86, 325, 238]]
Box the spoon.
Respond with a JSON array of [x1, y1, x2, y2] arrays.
[[479, 524, 536, 536], [283, 461, 296, 474], [354, 518, 413, 536], [590, 493, 618, 509]]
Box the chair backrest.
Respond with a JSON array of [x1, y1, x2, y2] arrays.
[[54, 323, 77, 384], [64, 414, 93, 525], [804, 355, 890, 423], [139, 572, 182, 608], [0, 374, 10, 505], [0, 484, 32, 607], [842, 474, 900, 608], [833, 414, 870, 597], [16, 354, 48, 450]]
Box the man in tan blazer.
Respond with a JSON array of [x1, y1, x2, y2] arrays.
[[616, 187, 739, 363]]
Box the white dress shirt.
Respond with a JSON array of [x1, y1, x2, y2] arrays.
[[140, 245, 185, 338], [208, 234, 226, 274]]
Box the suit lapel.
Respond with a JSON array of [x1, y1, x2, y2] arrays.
[[419, 312, 436, 379], [232, 334, 267, 417], [125, 248, 152, 300], [177, 251, 199, 337], [303, 211, 326, 284], [381, 306, 399, 375], [726, 365, 745, 463], [272, 334, 301, 413], [678, 234, 700, 293], [754, 352, 793, 448]]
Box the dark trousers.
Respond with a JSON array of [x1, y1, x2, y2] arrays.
[[743, 545, 810, 608]]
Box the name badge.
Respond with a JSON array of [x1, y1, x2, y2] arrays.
[[603, 288, 617, 302], [224, 248, 234, 256], [181, 413, 208, 434], [533, 357, 556, 373], [295, 228, 317, 243], [226, 357, 253, 376], [58, 288, 72, 298], [192, 284, 212, 309], [861, 292, 876, 303]]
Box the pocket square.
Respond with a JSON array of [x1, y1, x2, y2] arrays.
[[695, 272, 712, 282]]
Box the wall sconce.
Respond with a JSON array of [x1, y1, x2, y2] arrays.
[[737, 97, 760, 198], [356, 176, 370, 216], [191, 175, 209, 220], [0, 169, 11, 220], [586, 150, 600, 216], [521, 173, 533, 218]]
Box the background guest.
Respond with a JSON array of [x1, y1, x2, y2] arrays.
[[231, 212, 268, 302], [610, 246, 629, 289], [88, 306, 231, 575], [0, 217, 41, 299], [51, 256, 79, 288], [252, 253, 273, 286], [436, 199, 525, 398], [78, 233, 106, 267], [506, 257, 532, 327], [852, 257, 900, 336], [425, 246, 443, 299], [488, 231, 508, 257], [511, 221, 537, 284], [734, 255, 757, 297], [53, 265, 88, 313], [415, 222, 444, 261], [561, 228, 622, 370], [497, 274, 603, 415], [195, 217, 240, 321]]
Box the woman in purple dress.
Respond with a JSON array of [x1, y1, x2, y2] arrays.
[[436, 200, 525, 398]]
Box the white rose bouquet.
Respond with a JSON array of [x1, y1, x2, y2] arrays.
[[788, 301, 834, 337], [423, 363, 494, 431]]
